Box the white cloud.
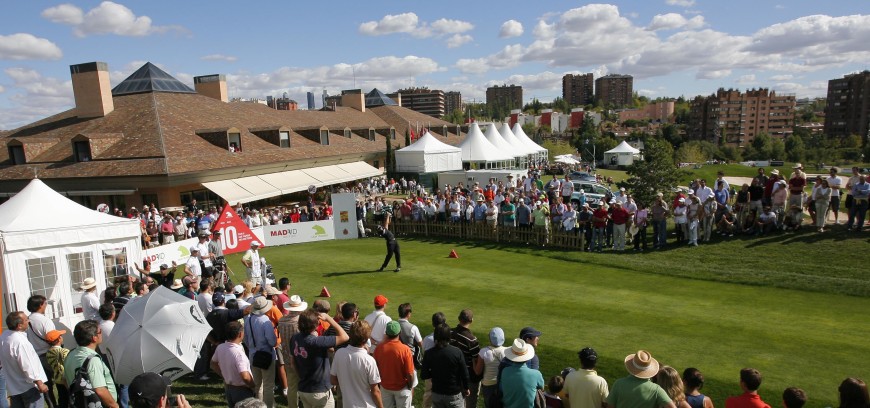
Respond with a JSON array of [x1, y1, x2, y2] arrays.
[[769, 74, 794, 81], [431, 18, 474, 34], [456, 44, 524, 74], [736, 74, 756, 84], [359, 12, 420, 36], [0, 68, 74, 129], [42, 1, 186, 37], [697, 69, 732, 79], [647, 13, 705, 31], [41, 3, 83, 25], [748, 14, 870, 59], [0, 85, 4, 93], [446, 34, 473, 49], [499, 20, 524, 38], [532, 20, 556, 39], [666, 0, 696, 6], [201, 54, 238, 62], [0, 33, 63, 60]]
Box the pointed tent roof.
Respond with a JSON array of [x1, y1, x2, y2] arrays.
[[511, 123, 547, 153], [457, 123, 513, 162], [397, 131, 461, 153], [497, 123, 537, 156], [112, 62, 196, 96], [482, 123, 520, 157], [365, 88, 398, 107], [605, 140, 641, 154]]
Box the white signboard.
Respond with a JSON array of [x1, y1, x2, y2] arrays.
[[143, 237, 198, 272], [263, 220, 335, 246], [330, 193, 359, 240]]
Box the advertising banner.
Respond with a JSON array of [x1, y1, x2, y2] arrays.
[[213, 203, 262, 255], [142, 237, 198, 272], [330, 193, 359, 240], [263, 220, 335, 246]]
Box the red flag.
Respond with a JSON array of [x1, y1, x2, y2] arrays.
[[213, 203, 262, 255], [410, 128, 416, 140]]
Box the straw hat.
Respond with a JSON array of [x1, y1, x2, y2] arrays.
[[251, 297, 273, 315], [283, 295, 308, 312], [623, 350, 660, 379], [80, 278, 97, 290], [170, 279, 184, 290], [504, 338, 536, 363]]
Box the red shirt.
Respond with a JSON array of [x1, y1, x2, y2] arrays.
[[725, 393, 771, 408], [611, 207, 630, 225], [592, 208, 609, 228], [788, 175, 806, 194], [672, 193, 685, 209]]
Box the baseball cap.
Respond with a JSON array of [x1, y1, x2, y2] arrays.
[[212, 292, 226, 305], [374, 295, 388, 307], [520, 327, 542, 339], [579, 347, 598, 361], [45, 330, 66, 343], [250, 241, 261, 247], [129, 372, 171, 408], [385, 321, 401, 337]]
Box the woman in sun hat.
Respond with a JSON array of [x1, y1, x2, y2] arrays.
[[606, 350, 674, 408], [500, 339, 545, 408]]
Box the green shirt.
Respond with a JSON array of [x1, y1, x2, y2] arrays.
[[606, 375, 670, 408], [64, 346, 118, 400], [500, 202, 516, 222], [500, 362, 544, 408]]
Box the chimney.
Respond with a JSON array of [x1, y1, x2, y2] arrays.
[[394, 93, 402, 107], [510, 109, 521, 127], [194, 74, 228, 102], [70, 62, 114, 118], [341, 89, 365, 112]]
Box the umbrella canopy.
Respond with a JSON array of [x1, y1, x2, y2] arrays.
[[556, 156, 580, 165], [105, 286, 212, 384]]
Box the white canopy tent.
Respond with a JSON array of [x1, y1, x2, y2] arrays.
[[0, 179, 143, 330], [395, 131, 463, 173], [604, 141, 642, 166], [482, 123, 521, 160], [498, 123, 536, 169], [511, 123, 548, 163], [457, 123, 514, 169]]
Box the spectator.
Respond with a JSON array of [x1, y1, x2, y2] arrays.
[[545, 376, 565, 408], [563, 347, 608, 408], [473, 328, 506, 408], [781, 387, 806, 408], [278, 296, 308, 408], [212, 321, 256, 408], [682, 368, 714, 408], [289, 309, 349, 408], [422, 313, 447, 408], [373, 321, 414, 408], [244, 297, 278, 408], [396, 303, 423, 383], [605, 350, 674, 408], [519, 327, 542, 370], [450, 310, 481, 408], [724, 368, 771, 408], [421, 324, 469, 408], [0, 311, 49, 408], [80, 278, 100, 321], [330, 321, 383, 408], [26, 295, 57, 408], [128, 372, 192, 408], [500, 339, 544, 408], [44, 330, 69, 408], [64, 320, 119, 408], [365, 295, 391, 352], [837, 378, 868, 408], [653, 366, 691, 408]]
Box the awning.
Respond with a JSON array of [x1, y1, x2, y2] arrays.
[[202, 161, 383, 204]]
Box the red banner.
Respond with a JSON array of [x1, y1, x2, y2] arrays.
[[213, 203, 262, 255]]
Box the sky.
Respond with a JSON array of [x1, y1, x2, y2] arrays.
[[0, 0, 868, 129]]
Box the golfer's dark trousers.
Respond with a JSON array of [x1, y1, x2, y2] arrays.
[[382, 240, 401, 269], [225, 385, 254, 408]]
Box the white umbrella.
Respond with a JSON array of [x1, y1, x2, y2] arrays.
[[556, 157, 580, 165], [105, 286, 212, 384]]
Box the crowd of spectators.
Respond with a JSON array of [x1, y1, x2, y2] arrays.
[[2, 290, 867, 408]]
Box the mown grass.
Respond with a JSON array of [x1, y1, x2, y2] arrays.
[[176, 231, 870, 408]]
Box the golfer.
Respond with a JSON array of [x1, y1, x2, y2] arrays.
[[376, 226, 401, 272]]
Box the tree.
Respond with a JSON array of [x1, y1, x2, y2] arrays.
[[720, 145, 743, 162], [660, 123, 683, 147], [751, 132, 772, 160], [404, 128, 411, 146], [770, 139, 786, 161], [784, 135, 806, 163], [675, 143, 708, 164], [621, 138, 687, 206], [385, 136, 395, 178]]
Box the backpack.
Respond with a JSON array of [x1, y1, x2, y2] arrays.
[[69, 354, 104, 408]]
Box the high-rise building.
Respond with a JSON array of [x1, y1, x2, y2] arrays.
[[688, 88, 795, 146], [444, 91, 463, 116], [562, 73, 594, 106], [307, 92, 315, 110], [595, 74, 633, 107], [387, 88, 445, 117], [486, 85, 523, 111], [824, 70, 870, 139]]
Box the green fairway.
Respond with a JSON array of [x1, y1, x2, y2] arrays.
[[173, 233, 870, 408]]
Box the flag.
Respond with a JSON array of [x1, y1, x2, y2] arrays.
[[212, 203, 262, 255]]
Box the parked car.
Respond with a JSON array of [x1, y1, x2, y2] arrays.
[[568, 171, 597, 182], [570, 181, 613, 207]]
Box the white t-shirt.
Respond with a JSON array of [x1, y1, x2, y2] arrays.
[[197, 292, 214, 315], [561, 180, 574, 197], [364, 309, 391, 349], [186, 257, 202, 277], [99, 319, 115, 354], [828, 176, 843, 197], [329, 346, 381, 408]]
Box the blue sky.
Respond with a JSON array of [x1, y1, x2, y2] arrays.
[[1, 1, 868, 129]]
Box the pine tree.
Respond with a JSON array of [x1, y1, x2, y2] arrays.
[[621, 138, 687, 206]]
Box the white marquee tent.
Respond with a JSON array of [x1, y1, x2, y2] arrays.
[[0, 179, 143, 330], [604, 141, 642, 166], [482, 123, 521, 159], [498, 123, 536, 168], [457, 123, 514, 169], [395, 131, 463, 173], [511, 123, 548, 162]]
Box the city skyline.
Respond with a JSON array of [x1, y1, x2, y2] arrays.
[[0, 0, 868, 129]]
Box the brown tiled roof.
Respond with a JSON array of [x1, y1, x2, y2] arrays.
[[368, 105, 465, 146]]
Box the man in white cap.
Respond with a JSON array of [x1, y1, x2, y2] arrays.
[[242, 241, 262, 288], [605, 350, 674, 408], [499, 339, 544, 408], [80, 278, 100, 321], [185, 247, 202, 278]]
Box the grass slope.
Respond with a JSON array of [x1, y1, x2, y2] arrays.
[[174, 235, 870, 408]]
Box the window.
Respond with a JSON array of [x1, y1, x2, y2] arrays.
[[279, 131, 290, 148], [26, 256, 63, 319], [102, 248, 128, 288], [179, 189, 220, 213], [319, 130, 330, 145], [228, 132, 241, 152], [373, 160, 380, 168], [141, 194, 159, 209], [74, 141, 92, 162], [368, 129, 375, 141], [343, 129, 351, 138], [67, 252, 93, 313], [8, 145, 25, 164], [390, 129, 396, 140]]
